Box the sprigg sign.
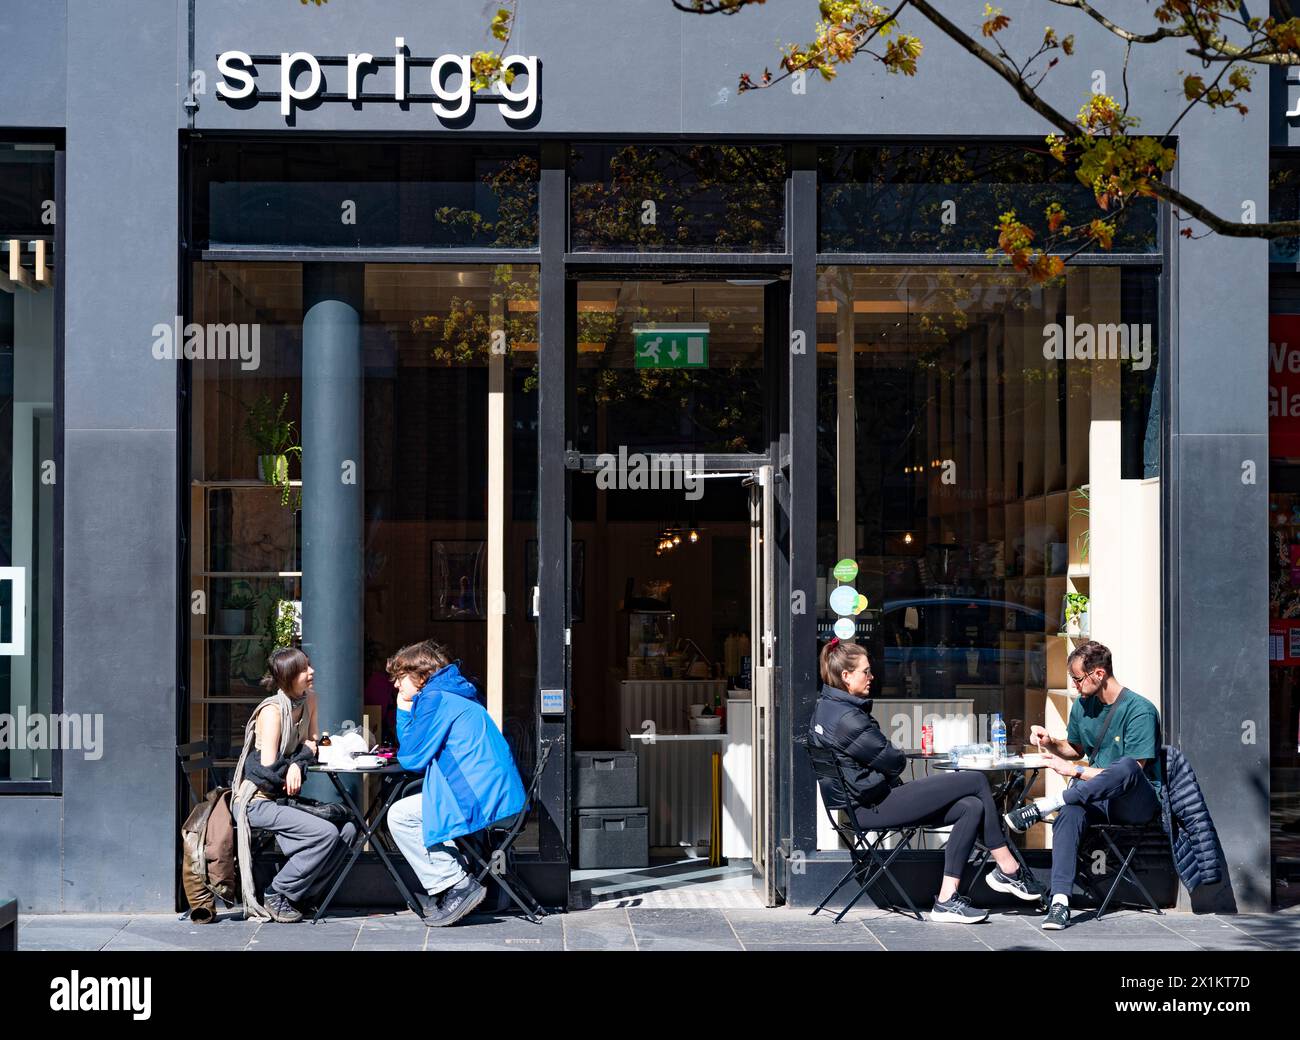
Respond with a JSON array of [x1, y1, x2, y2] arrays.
[[216, 38, 538, 120]]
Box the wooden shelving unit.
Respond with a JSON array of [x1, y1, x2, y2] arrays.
[[188, 479, 302, 778]]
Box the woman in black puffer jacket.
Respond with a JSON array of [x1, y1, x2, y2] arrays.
[[810, 638, 1044, 922]]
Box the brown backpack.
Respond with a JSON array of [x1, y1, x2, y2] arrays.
[[180, 787, 238, 922]]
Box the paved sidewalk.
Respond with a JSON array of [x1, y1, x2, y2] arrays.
[[16, 905, 1300, 952]]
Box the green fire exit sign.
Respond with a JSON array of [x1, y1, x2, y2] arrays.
[[633, 325, 709, 369]]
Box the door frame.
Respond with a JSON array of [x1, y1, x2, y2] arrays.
[[553, 265, 792, 903]]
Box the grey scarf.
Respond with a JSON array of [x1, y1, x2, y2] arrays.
[[230, 690, 305, 920]]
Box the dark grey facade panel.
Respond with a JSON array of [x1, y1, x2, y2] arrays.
[[1171, 433, 1271, 912], [55, 0, 181, 910], [1169, 122, 1270, 911], [0, 1, 66, 128]]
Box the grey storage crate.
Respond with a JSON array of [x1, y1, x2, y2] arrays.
[[577, 807, 649, 869], [574, 750, 638, 808]]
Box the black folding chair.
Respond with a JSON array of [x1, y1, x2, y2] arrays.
[[176, 740, 227, 811], [393, 742, 553, 924], [799, 736, 922, 923], [457, 741, 554, 925], [1074, 819, 1167, 920]]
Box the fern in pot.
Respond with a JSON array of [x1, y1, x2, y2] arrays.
[[242, 392, 302, 508]]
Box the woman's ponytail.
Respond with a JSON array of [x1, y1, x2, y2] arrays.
[[820, 638, 868, 690]]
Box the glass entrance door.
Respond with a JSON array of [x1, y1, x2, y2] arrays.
[[747, 464, 778, 905]]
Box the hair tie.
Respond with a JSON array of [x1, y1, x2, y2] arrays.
[[828, 636, 840, 647]]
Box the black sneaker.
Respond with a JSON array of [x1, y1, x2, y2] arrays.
[[1042, 901, 1071, 930], [263, 891, 302, 923], [1004, 802, 1044, 833], [929, 893, 989, 924], [428, 876, 487, 927], [985, 864, 1047, 901]]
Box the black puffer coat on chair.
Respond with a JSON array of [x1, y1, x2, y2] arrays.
[[1159, 745, 1222, 890]]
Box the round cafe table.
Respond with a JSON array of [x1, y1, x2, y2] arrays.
[[924, 756, 1049, 908], [305, 761, 422, 923]]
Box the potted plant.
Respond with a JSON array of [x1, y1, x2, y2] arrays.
[[1063, 592, 1090, 638], [217, 580, 256, 636], [1072, 485, 1091, 565], [242, 392, 302, 508]]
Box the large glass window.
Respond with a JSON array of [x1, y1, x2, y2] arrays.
[[187, 262, 540, 841], [191, 140, 539, 250], [0, 142, 57, 788], [574, 277, 770, 455], [569, 144, 787, 253], [819, 144, 1159, 254], [815, 265, 1162, 852]]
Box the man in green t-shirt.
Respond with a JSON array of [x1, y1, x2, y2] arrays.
[[1003, 640, 1162, 931]]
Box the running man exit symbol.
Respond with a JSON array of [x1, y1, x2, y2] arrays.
[[633, 325, 709, 369]]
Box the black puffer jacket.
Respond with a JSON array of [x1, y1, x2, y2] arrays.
[[809, 684, 907, 809], [1159, 745, 1222, 890]]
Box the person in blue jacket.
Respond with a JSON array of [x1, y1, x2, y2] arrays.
[[384, 639, 526, 926]]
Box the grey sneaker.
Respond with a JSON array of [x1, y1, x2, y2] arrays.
[[929, 893, 989, 924], [985, 864, 1047, 901], [428, 876, 487, 927], [263, 891, 302, 923], [415, 890, 452, 928], [1042, 901, 1071, 930]]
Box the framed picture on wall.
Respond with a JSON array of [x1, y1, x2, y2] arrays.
[[430, 540, 486, 620], [525, 540, 584, 622]]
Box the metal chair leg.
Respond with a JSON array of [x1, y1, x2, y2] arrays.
[[1098, 831, 1163, 917]]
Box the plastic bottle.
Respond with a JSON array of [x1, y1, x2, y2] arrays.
[[990, 713, 1007, 762]]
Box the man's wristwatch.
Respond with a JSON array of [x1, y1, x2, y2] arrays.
[[1074, 765, 1086, 779]]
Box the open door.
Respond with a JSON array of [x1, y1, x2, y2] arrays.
[[747, 464, 778, 905]]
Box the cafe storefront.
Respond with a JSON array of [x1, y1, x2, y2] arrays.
[[0, 1, 1273, 913]]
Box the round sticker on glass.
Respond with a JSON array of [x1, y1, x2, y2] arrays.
[[833, 617, 855, 640], [832, 558, 858, 583], [853, 594, 869, 615], [828, 585, 858, 616]]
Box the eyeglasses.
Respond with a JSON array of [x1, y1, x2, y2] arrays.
[[1069, 671, 1093, 688]]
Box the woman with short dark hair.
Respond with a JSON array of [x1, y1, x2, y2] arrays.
[[811, 638, 1045, 922], [229, 647, 357, 922]]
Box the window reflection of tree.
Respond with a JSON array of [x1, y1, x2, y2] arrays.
[[818, 145, 1155, 255], [570, 144, 787, 252]]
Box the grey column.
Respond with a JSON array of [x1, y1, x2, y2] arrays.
[[301, 264, 364, 800]]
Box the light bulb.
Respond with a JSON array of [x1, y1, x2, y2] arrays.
[[904, 532, 914, 545]]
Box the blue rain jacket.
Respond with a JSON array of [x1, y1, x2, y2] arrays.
[[395, 662, 526, 846]]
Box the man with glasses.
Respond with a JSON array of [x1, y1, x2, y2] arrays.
[[1003, 640, 1162, 930]]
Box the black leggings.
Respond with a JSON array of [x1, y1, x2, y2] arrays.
[[853, 770, 1008, 879]]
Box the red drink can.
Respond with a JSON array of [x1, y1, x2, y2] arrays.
[[921, 724, 934, 756]]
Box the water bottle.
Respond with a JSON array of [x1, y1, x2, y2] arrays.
[[991, 713, 1007, 763]]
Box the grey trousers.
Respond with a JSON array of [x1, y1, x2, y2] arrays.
[[245, 798, 358, 904]]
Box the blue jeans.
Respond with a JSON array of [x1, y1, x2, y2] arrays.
[[1049, 756, 1161, 898], [386, 793, 468, 896]]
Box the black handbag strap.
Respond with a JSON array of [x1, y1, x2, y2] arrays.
[[1087, 688, 1127, 760]]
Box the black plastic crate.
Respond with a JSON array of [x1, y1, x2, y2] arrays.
[[577, 807, 649, 869], [574, 750, 639, 808]]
